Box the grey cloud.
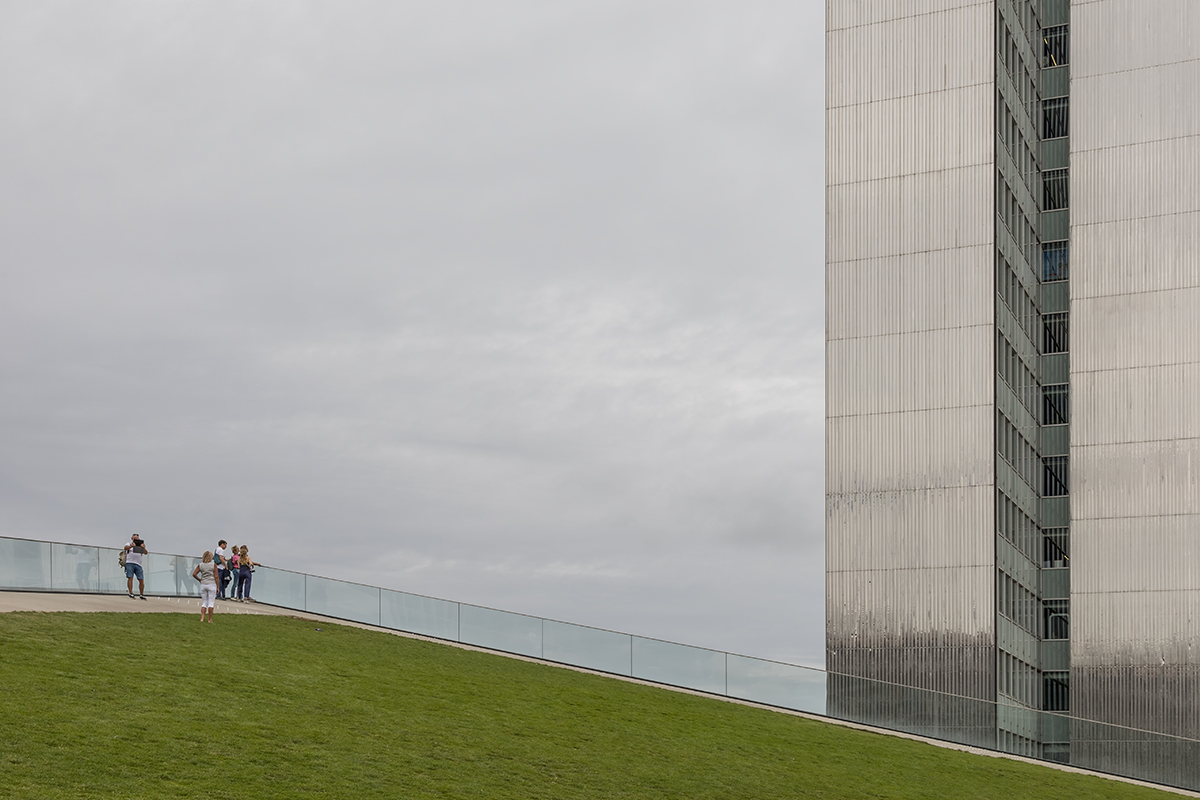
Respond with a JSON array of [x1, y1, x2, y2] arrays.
[[1, 0, 825, 665]]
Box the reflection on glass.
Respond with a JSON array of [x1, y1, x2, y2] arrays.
[[381, 590, 458, 641], [1042, 384, 1069, 425], [543, 620, 631, 676], [98, 547, 129, 593], [1043, 168, 1069, 211], [727, 655, 826, 715], [51, 544, 99, 592], [827, 672, 997, 749], [175, 554, 202, 597], [1069, 715, 1200, 788], [143, 553, 185, 596], [0, 537, 52, 590], [252, 567, 305, 610], [305, 575, 380, 625], [459, 605, 540, 658], [1042, 241, 1069, 282], [632, 638, 726, 696]]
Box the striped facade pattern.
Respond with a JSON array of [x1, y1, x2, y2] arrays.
[[1069, 0, 1200, 772], [825, 0, 997, 705]]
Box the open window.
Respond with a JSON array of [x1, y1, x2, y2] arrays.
[[1043, 25, 1069, 67]]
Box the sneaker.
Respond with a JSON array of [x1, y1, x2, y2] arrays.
[[128, 594, 135, 599], [245, 598, 255, 604], [139, 595, 147, 601]]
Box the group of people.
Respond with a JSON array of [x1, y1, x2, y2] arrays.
[[122, 535, 256, 623], [213, 541, 255, 603], [192, 541, 256, 622]]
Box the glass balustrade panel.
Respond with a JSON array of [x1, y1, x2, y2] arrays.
[[0, 537, 52, 590], [139, 553, 200, 597], [632, 637, 726, 696], [827, 672, 997, 749], [380, 589, 459, 641], [459, 605, 541, 658], [727, 654, 826, 715], [98, 547, 129, 593], [542, 620, 632, 676], [50, 544, 100, 593], [1065, 713, 1200, 791], [305, 575, 380, 625], [252, 566, 306, 610]]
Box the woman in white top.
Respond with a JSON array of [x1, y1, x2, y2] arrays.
[[192, 551, 219, 623]]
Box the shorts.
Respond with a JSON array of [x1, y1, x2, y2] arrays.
[[125, 563, 144, 580], [199, 584, 217, 608]]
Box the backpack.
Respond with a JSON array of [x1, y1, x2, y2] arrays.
[[118, 549, 127, 567]]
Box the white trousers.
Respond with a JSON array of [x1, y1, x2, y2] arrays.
[[199, 584, 217, 608]]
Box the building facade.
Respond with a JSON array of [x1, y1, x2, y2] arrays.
[[826, 0, 1198, 783]]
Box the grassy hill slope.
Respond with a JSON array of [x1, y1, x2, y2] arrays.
[[0, 612, 1179, 799]]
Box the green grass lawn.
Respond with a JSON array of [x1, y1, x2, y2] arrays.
[[0, 612, 1179, 799]]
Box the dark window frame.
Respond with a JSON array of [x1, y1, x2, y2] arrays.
[[1042, 241, 1069, 282], [1043, 97, 1069, 139], [1043, 25, 1069, 68], [1044, 455, 1069, 496], [1044, 168, 1069, 211], [1043, 383, 1069, 425], [1044, 599, 1070, 640], [1043, 312, 1069, 354]]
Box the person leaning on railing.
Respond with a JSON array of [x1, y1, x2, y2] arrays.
[[226, 545, 239, 600], [214, 540, 230, 600], [235, 546, 255, 603]]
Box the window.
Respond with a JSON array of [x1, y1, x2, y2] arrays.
[[1042, 241, 1069, 281], [1043, 312, 1069, 354], [1044, 599, 1070, 640], [1044, 455, 1069, 496], [1044, 672, 1070, 711], [1043, 25, 1069, 67], [1044, 169, 1069, 211], [1043, 97, 1069, 139], [1043, 383, 1069, 425], [1043, 527, 1069, 568]]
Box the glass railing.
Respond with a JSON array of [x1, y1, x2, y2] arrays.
[[2, 534, 1197, 792]]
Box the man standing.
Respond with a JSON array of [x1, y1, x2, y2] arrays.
[[124, 536, 148, 600], [215, 540, 229, 600]]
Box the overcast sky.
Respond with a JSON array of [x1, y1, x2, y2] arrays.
[[0, 1, 825, 665]]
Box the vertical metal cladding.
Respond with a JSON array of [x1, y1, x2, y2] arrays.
[[1070, 0, 1200, 778], [826, 0, 997, 722]]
